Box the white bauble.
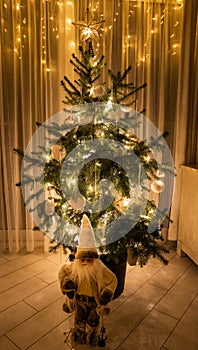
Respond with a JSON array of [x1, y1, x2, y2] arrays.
[[151, 180, 165, 194]]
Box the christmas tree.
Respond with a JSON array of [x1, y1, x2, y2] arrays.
[[15, 9, 174, 267]]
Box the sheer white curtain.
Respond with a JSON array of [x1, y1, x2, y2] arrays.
[[0, 0, 197, 253], [0, 0, 75, 252]]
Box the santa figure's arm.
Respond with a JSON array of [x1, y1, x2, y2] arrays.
[[58, 265, 77, 299], [99, 264, 118, 305]]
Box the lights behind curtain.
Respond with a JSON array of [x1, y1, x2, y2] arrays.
[[0, 0, 75, 252], [82, 0, 184, 133], [0, 0, 187, 252]]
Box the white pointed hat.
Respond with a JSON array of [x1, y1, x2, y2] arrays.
[[76, 214, 98, 259]]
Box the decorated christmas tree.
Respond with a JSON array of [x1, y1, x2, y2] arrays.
[[15, 9, 174, 268]]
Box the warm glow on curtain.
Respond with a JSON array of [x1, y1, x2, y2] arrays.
[[0, 0, 197, 253]]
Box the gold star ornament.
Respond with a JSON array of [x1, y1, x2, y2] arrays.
[[72, 8, 105, 43]]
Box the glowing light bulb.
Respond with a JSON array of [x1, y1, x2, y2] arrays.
[[88, 185, 93, 192], [70, 41, 75, 47]]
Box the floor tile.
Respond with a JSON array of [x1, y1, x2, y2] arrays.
[[0, 277, 47, 312], [0, 301, 36, 336], [155, 263, 198, 319], [149, 255, 192, 291], [0, 250, 198, 350], [0, 256, 8, 264], [24, 281, 62, 311], [37, 263, 61, 284], [0, 269, 31, 293], [0, 255, 44, 278], [164, 295, 198, 350], [45, 251, 67, 265], [21, 259, 56, 276], [97, 283, 166, 349], [28, 318, 74, 350], [0, 335, 20, 350], [6, 298, 67, 350], [117, 309, 177, 349]]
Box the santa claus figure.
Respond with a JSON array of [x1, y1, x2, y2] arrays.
[[58, 214, 117, 346]]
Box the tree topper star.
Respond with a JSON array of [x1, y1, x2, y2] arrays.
[[72, 8, 105, 43]]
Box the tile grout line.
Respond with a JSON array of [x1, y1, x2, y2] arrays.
[[4, 334, 21, 350], [114, 257, 193, 349], [109, 252, 177, 317], [24, 315, 73, 350], [0, 261, 61, 296], [0, 256, 54, 279], [161, 292, 198, 349]]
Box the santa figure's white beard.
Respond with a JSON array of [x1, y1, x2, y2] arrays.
[[71, 259, 104, 286]]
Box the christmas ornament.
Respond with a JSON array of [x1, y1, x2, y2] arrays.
[[72, 8, 105, 43], [151, 180, 165, 193]]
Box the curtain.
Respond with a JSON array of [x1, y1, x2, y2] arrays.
[[0, 0, 196, 252], [168, 0, 198, 240]]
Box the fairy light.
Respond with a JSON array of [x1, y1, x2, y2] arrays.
[[70, 40, 75, 48]]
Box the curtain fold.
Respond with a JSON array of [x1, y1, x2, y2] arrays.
[[168, 0, 198, 240], [0, 0, 197, 252]]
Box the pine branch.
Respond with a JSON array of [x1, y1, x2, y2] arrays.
[[62, 76, 81, 96], [91, 74, 101, 84], [119, 83, 147, 102], [70, 60, 87, 77], [120, 66, 132, 81], [13, 148, 24, 157], [71, 53, 89, 71]]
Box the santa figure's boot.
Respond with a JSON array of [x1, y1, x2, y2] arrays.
[[87, 324, 99, 347], [72, 319, 87, 344]]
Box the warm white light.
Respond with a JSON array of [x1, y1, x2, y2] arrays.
[[172, 43, 180, 49], [66, 18, 72, 24], [70, 41, 75, 47], [16, 3, 20, 10], [123, 198, 130, 207], [89, 87, 94, 96]]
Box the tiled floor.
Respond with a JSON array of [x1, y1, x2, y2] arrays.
[[0, 246, 198, 350]]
